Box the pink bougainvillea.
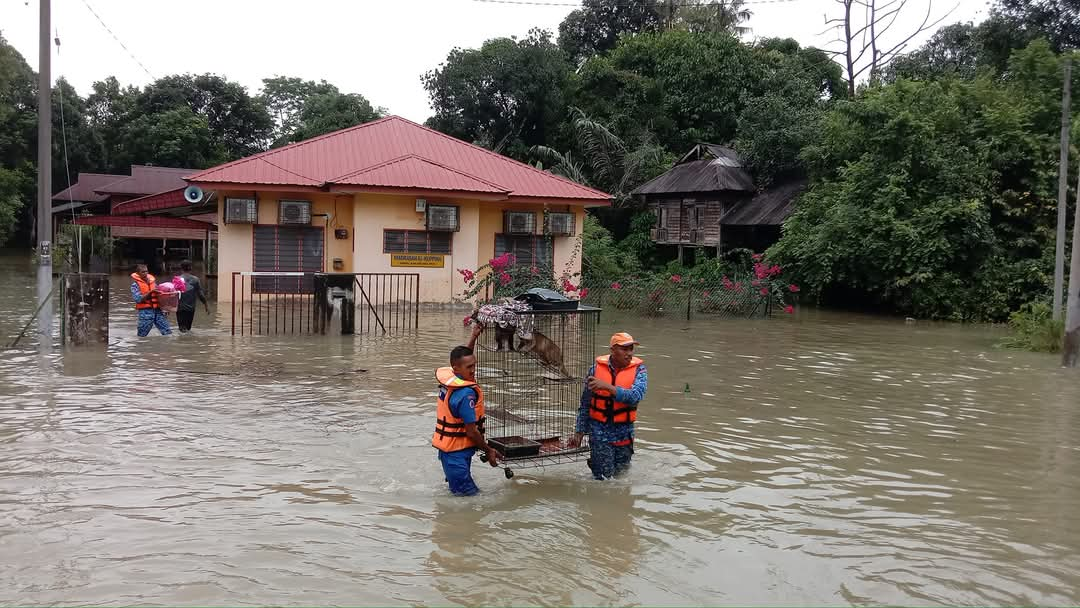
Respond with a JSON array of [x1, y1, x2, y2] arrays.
[[784, 305, 795, 314], [789, 284, 800, 293], [611, 281, 622, 290]]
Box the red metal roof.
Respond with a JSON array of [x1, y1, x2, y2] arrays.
[[112, 188, 188, 215], [52, 173, 123, 203], [94, 165, 197, 196], [187, 116, 610, 203], [73, 215, 213, 230], [334, 154, 510, 194]]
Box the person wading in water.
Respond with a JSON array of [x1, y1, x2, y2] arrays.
[[433, 324, 500, 496], [130, 262, 172, 337], [569, 332, 648, 479]]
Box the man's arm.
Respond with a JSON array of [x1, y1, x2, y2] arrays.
[[466, 324, 483, 350], [196, 278, 209, 307], [131, 283, 145, 304], [451, 387, 499, 466], [614, 364, 648, 405], [569, 364, 596, 447]]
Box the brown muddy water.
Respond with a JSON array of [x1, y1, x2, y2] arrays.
[[1, 254, 1078, 606]]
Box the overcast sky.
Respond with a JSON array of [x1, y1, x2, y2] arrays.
[[1, 0, 988, 123]]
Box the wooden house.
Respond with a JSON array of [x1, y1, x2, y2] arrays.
[[632, 144, 806, 259]]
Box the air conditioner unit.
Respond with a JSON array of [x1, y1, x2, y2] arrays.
[[279, 200, 311, 225], [504, 211, 536, 235], [224, 197, 257, 224], [415, 198, 427, 213], [545, 212, 575, 236], [426, 204, 459, 232]]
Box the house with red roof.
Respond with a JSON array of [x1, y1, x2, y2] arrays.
[[182, 116, 611, 303], [54, 165, 214, 271]]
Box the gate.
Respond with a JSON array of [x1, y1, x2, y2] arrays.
[[230, 272, 420, 336]]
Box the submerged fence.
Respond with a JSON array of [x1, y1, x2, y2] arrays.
[[578, 275, 791, 321], [230, 272, 420, 336]]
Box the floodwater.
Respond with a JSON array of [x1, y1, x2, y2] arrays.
[[1, 253, 1079, 606]]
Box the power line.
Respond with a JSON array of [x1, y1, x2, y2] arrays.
[[78, 0, 154, 79], [470, 0, 810, 6]]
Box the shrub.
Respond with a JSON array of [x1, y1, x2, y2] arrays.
[[998, 299, 1063, 353]]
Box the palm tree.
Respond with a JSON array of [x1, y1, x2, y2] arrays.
[[674, 0, 753, 36], [531, 108, 667, 207]]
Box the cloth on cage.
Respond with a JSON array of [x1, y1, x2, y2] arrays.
[[171, 276, 187, 292], [157, 282, 176, 293], [471, 297, 534, 338]]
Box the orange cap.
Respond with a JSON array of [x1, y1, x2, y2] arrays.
[[610, 332, 640, 347]]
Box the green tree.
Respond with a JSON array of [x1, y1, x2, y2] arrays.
[[134, 74, 273, 160], [735, 40, 844, 183], [423, 29, 570, 158], [570, 31, 761, 151], [290, 91, 384, 143], [121, 106, 219, 169], [51, 78, 96, 195], [259, 77, 340, 147], [994, 0, 1079, 52], [0, 166, 29, 247], [770, 41, 1079, 321], [85, 76, 140, 173], [0, 35, 38, 246], [558, 0, 663, 64], [672, 0, 752, 36]]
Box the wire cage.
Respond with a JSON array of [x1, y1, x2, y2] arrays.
[[476, 304, 601, 477]]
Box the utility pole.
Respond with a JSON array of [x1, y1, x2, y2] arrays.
[[36, 0, 53, 346], [1065, 156, 1080, 368], [1054, 58, 1072, 321]]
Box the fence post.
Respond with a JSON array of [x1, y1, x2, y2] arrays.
[[686, 285, 692, 321]]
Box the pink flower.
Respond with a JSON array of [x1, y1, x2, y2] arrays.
[[463, 315, 473, 326], [703, 291, 711, 298], [611, 281, 622, 290], [578, 287, 589, 299], [458, 268, 475, 282], [751, 279, 761, 287], [760, 288, 769, 296], [754, 263, 768, 280], [789, 284, 800, 293], [499, 272, 512, 286], [489, 253, 516, 272], [671, 275, 682, 283], [530, 266, 540, 276], [562, 278, 578, 293], [752, 253, 763, 261], [768, 264, 782, 277], [784, 305, 795, 314]]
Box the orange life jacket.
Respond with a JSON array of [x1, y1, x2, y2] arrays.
[[132, 273, 159, 310], [432, 367, 486, 453], [589, 355, 644, 424]]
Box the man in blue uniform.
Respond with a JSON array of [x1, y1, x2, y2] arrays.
[[569, 332, 648, 479], [433, 324, 499, 496]]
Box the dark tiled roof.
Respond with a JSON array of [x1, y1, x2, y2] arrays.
[[721, 179, 808, 226]]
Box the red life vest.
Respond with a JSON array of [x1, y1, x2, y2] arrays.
[[432, 367, 486, 453], [132, 273, 159, 310], [589, 355, 644, 424]]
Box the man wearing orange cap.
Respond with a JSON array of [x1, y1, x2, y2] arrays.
[[569, 332, 648, 480]]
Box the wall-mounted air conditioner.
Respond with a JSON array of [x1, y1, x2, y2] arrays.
[[504, 211, 536, 235], [545, 212, 575, 236], [426, 204, 460, 232], [224, 197, 257, 224], [279, 200, 312, 225]]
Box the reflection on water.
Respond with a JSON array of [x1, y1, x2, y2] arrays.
[[1, 254, 1079, 605]]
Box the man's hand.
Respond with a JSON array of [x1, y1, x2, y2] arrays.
[[470, 324, 484, 340], [587, 376, 615, 393], [567, 432, 585, 448], [485, 447, 500, 467]]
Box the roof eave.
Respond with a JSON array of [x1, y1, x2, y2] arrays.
[[328, 184, 510, 201]]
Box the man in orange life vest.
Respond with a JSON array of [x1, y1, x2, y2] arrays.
[[569, 332, 648, 480], [433, 324, 500, 496], [130, 262, 173, 337]]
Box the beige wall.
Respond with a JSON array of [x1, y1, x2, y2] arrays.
[[217, 189, 586, 303]]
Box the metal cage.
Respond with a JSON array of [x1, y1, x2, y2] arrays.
[[476, 304, 601, 476]]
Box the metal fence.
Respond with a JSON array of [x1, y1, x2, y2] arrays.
[[578, 275, 786, 321], [230, 272, 420, 336]]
